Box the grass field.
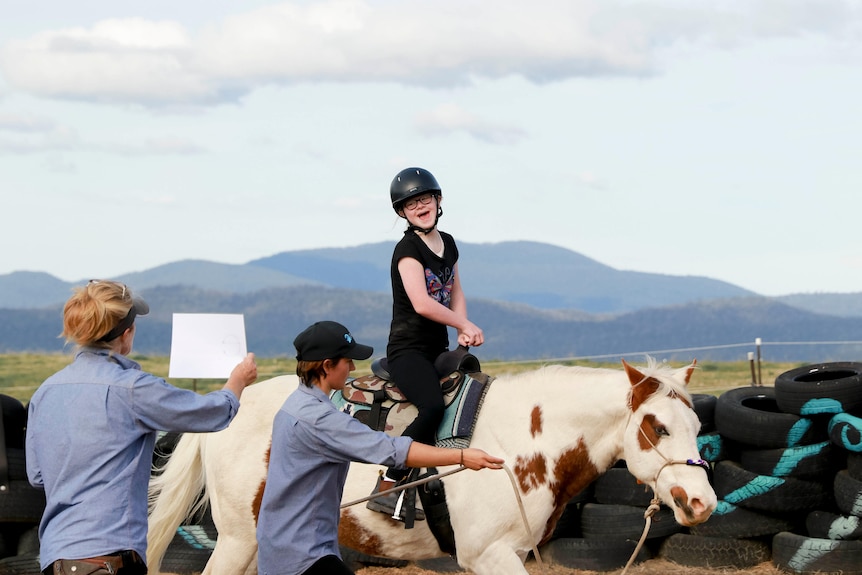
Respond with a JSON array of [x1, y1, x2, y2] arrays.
[[0, 352, 806, 403]]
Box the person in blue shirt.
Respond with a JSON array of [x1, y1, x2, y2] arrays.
[[256, 320, 503, 575], [26, 279, 258, 575]]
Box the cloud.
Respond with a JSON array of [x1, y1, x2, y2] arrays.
[[0, 0, 858, 107], [81, 136, 206, 156], [0, 112, 57, 133], [576, 171, 607, 191], [414, 103, 527, 145], [0, 124, 79, 154], [0, 122, 204, 156]]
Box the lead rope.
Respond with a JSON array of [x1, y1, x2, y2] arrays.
[[341, 463, 544, 568]]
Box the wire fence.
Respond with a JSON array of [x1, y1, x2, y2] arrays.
[[490, 339, 862, 365]]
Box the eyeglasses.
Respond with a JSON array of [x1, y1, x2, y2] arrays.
[[89, 279, 126, 299], [403, 193, 435, 211]]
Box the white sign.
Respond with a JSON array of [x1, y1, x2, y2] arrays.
[[169, 313, 248, 379]]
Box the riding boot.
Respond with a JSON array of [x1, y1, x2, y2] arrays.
[[366, 475, 425, 521]]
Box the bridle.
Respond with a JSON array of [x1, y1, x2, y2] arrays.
[[619, 405, 711, 575], [637, 422, 711, 485]]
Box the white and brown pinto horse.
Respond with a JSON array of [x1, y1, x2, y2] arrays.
[[147, 359, 716, 575]]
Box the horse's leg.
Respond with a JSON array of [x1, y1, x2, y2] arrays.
[[202, 537, 257, 575], [201, 442, 263, 575], [462, 541, 529, 575]]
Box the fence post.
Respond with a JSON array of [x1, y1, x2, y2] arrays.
[[755, 338, 763, 386], [748, 351, 757, 386]]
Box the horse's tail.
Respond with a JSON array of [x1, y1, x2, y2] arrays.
[[147, 432, 209, 574]]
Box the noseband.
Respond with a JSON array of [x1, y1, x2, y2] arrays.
[[631, 409, 711, 488]]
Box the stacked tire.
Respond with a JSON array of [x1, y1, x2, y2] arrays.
[[769, 363, 862, 575], [0, 395, 44, 575], [540, 364, 862, 574]]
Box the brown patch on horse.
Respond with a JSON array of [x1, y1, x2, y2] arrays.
[[338, 509, 384, 555], [623, 359, 695, 411], [513, 453, 548, 493], [670, 485, 697, 524], [530, 405, 543, 437], [638, 413, 664, 450], [623, 360, 661, 413], [539, 439, 601, 545], [251, 444, 272, 526]]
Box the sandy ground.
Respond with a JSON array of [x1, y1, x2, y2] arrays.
[[355, 558, 785, 575]]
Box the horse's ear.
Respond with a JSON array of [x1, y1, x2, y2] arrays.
[[622, 359, 655, 412], [682, 359, 698, 385], [621, 359, 644, 386]]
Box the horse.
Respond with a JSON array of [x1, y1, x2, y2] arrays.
[[147, 358, 716, 575]]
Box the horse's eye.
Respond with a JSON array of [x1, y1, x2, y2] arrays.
[[654, 425, 669, 437]]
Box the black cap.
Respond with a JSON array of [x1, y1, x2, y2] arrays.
[[97, 295, 149, 342], [293, 321, 373, 361]]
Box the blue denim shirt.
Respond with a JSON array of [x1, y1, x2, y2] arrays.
[[26, 348, 240, 570], [257, 384, 412, 575]]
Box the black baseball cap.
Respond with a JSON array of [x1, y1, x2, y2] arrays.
[[293, 321, 373, 361]]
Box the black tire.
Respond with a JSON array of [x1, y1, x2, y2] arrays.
[[0, 449, 46, 524], [659, 532, 771, 569], [689, 499, 796, 538], [550, 500, 583, 539], [830, 412, 862, 453], [579, 502, 681, 540], [775, 362, 862, 415], [834, 469, 862, 518], [1, 395, 27, 449], [850, 452, 862, 480], [713, 460, 831, 513], [12, 529, 37, 557], [593, 466, 654, 507], [715, 386, 825, 449], [692, 393, 717, 433], [806, 510, 862, 540], [412, 556, 465, 572], [539, 537, 651, 571], [152, 431, 183, 472], [773, 531, 862, 575], [738, 441, 841, 480], [159, 529, 213, 575], [0, 553, 41, 575], [697, 431, 730, 463]]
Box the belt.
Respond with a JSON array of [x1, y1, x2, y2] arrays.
[[55, 551, 141, 575], [78, 556, 124, 572]]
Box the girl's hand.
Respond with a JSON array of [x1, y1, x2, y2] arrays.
[[457, 322, 484, 347]]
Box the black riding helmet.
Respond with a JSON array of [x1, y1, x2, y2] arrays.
[[390, 167, 441, 213]]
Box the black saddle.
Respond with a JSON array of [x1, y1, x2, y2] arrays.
[[371, 345, 481, 382]]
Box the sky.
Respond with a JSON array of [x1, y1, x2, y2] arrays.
[[1, 0, 860, 297]]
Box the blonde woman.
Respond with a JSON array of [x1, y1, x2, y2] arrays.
[[26, 279, 257, 575]]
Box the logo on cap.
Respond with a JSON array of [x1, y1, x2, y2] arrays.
[[345, 334, 354, 344]]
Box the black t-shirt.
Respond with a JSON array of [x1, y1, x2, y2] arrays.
[[386, 230, 459, 361]]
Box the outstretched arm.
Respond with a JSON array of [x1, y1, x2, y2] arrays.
[[405, 442, 504, 471]]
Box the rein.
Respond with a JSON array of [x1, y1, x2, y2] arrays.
[[619, 419, 709, 575]]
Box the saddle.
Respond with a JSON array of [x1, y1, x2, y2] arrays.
[[331, 346, 492, 546], [329, 346, 492, 448]]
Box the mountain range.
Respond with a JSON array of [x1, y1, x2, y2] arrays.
[[2, 241, 861, 363]]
